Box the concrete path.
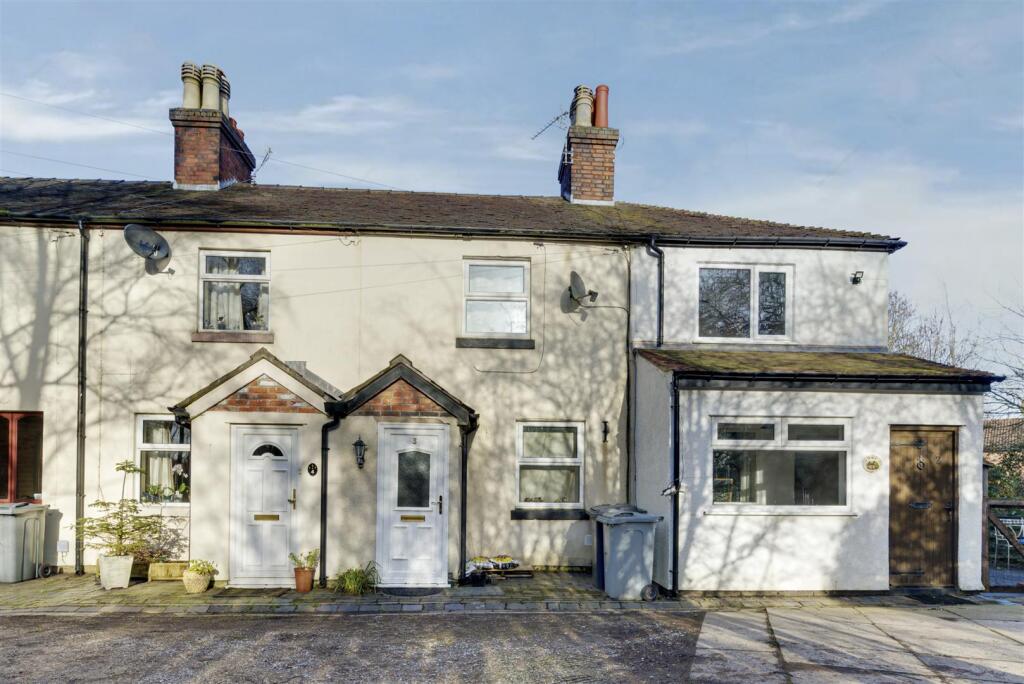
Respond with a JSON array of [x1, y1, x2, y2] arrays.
[[692, 603, 1024, 683], [0, 603, 1020, 682]]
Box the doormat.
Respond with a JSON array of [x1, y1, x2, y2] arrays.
[[907, 591, 973, 606], [215, 588, 289, 598]]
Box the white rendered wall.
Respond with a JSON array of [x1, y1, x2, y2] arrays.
[[631, 246, 890, 349], [672, 385, 984, 592]]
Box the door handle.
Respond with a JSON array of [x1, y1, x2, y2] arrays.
[[288, 489, 296, 510], [433, 495, 443, 514], [909, 501, 932, 510]]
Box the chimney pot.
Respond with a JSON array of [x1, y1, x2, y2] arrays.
[[180, 62, 201, 109], [219, 74, 231, 116], [594, 85, 609, 128], [570, 85, 594, 127], [200, 64, 221, 110]]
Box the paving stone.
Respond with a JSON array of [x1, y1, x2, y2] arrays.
[[696, 611, 775, 652], [443, 603, 465, 612], [401, 604, 423, 612], [916, 654, 1024, 683]]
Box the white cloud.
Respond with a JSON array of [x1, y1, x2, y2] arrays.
[[0, 92, 164, 142], [251, 95, 427, 136], [647, 1, 886, 55], [992, 111, 1024, 132]]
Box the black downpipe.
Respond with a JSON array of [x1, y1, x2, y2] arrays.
[[645, 237, 664, 347], [457, 422, 477, 584], [74, 220, 89, 576], [319, 413, 341, 587], [670, 373, 680, 594]]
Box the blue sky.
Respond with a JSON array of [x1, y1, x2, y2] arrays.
[[1, 0, 1022, 357]]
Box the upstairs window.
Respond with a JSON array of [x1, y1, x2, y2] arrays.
[[698, 265, 792, 340], [136, 415, 191, 504], [0, 412, 43, 503], [463, 260, 530, 337], [516, 422, 584, 509], [199, 251, 270, 332]]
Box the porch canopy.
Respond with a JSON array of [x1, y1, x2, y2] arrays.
[[638, 349, 1004, 393]]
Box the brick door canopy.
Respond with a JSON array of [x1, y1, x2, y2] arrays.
[[211, 374, 319, 413], [350, 380, 448, 418]]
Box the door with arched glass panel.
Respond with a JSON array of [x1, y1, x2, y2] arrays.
[[376, 424, 449, 587], [230, 426, 296, 586]]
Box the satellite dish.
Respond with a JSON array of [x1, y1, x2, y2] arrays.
[[123, 224, 171, 274], [568, 271, 598, 306]]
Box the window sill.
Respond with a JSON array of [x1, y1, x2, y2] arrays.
[[704, 508, 857, 517], [456, 337, 535, 350], [192, 331, 275, 344], [140, 503, 190, 515], [511, 508, 589, 520]]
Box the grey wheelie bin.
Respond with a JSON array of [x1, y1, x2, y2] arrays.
[[589, 504, 662, 601], [0, 503, 48, 582]]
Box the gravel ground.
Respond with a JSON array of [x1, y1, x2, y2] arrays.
[[0, 612, 704, 683]]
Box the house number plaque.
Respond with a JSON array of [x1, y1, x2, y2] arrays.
[[308, 463, 318, 476], [863, 456, 882, 473]]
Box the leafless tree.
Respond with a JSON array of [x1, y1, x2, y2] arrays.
[[985, 302, 1024, 416], [887, 290, 981, 368]]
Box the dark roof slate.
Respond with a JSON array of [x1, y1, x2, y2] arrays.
[[0, 176, 904, 251], [638, 349, 1002, 383], [985, 418, 1024, 454]]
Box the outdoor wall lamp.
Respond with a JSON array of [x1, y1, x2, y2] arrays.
[[352, 437, 367, 469], [850, 270, 864, 285]]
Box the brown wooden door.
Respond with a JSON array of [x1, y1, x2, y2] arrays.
[[889, 428, 957, 587]]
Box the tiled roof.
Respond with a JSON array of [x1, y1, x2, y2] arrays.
[[638, 349, 1002, 383], [985, 418, 1024, 454], [0, 177, 905, 251]]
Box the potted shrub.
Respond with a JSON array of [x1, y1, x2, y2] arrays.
[[289, 549, 319, 593], [77, 460, 168, 590], [182, 559, 217, 594]]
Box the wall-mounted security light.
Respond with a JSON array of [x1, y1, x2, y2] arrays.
[[850, 271, 864, 285]]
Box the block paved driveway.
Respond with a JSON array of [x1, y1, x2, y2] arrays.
[[1, 603, 1021, 682]]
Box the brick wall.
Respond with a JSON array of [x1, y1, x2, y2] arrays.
[[211, 374, 319, 413], [350, 379, 448, 418], [169, 108, 254, 189], [559, 125, 619, 203]]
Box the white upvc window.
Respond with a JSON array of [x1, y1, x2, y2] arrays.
[[710, 417, 851, 514], [515, 421, 584, 509], [463, 259, 530, 337], [198, 250, 271, 332], [135, 414, 191, 505], [697, 263, 794, 342]]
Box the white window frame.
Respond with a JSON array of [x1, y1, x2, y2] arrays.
[[135, 413, 191, 508], [515, 421, 584, 510], [462, 258, 531, 338], [197, 250, 272, 332], [709, 416, 852, 515], [695, 263, 794, 343]]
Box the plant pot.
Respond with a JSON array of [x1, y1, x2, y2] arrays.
[[182, 569, 212, 594], [98, 555, 134, 590], [294, 567, 315, 593]]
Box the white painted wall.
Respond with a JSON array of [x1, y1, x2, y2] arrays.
[[633, 364, 984, 591], [0, 225, 628, 572], [631, 246, 890, 348]]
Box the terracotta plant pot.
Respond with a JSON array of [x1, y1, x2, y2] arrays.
[[98, 555, 134, 590], [182, 569, 212, 594], [294, 567, 315, 593]]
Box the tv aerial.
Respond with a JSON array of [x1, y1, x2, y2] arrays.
[[123, 224, 172, 275], [567, 271, 598, 309]]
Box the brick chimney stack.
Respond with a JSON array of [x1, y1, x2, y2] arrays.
[[558, 84, 619, 205], [169, 62, 255, 190]]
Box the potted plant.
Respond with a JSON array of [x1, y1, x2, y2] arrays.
[[182, 559, 217, 594], [289, 549, 319, 593], [77, 460, 166, 590]]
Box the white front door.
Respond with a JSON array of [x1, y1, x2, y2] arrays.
[[376, 424, 449, 587], [230, 426, 297, 587]]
